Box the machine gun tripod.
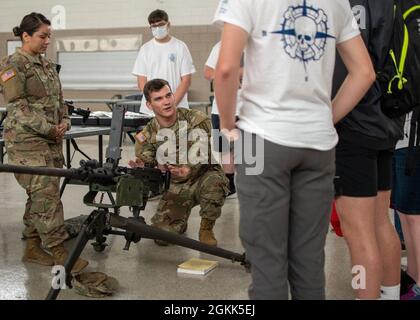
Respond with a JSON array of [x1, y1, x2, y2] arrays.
[[0, 105, 249, 300]]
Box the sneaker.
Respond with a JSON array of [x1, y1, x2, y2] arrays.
[[401, 270, 416, 295], [226, 190, 237, 199], [226, 183, 237, 199], [401, 284, 420, 300]]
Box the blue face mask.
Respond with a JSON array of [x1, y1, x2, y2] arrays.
[[152, 24, 168, 40]]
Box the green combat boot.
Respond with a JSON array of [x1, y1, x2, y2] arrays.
[[199, 218, 217, 246], [22, 238, 54, 266], [50, 244, 89, 274]]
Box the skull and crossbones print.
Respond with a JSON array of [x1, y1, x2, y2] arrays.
[[282, 4, 329, 61]]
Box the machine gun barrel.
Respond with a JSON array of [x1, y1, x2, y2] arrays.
[[0, 164, 81, 180], [0, 162, 169, 190], [0, 162, 118, 185]]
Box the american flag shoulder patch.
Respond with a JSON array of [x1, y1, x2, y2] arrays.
[[1, 69, 16, 82], [135, 132, 147, 144]]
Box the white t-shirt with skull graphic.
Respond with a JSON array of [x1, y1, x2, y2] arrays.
[[213, 0, 360, 151]]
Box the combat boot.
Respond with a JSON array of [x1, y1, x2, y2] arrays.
[[22, 237, 54, 266], [50, 244, 89, 274], [199, 218, 217, 246]]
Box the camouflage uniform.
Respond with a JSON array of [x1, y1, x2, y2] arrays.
[[0, 48, 70, 248], [135, 108, 229, 233]]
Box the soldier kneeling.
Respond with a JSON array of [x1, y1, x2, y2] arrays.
[[129, 79, 229, 246]]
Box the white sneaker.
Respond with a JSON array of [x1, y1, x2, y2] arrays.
[[226, 191, 237, 199]]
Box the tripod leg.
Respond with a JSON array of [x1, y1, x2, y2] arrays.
[[60, 177, 69, 198], [123, 207, 143, 250], [46, 222, 90, 300], [71, 139, 92, 161]]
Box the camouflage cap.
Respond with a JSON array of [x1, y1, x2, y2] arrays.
[[73, 272, 118, 298]]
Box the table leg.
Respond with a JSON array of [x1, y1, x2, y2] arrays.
[[99, 135, 103, 166], [66, 139, 71, 168], [0, 141, 4, 164], [127, 131, 136, 144]]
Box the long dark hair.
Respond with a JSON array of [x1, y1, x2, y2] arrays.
[[13, 12, 51, 40]]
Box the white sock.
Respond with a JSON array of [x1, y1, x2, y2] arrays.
[[380, 284, 401, 300]]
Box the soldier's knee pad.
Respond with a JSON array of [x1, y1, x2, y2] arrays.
[[199, 197, 224, 219], [199, 172, 229, 197]]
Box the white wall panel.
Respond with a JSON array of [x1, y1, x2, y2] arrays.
[[0, 0, 220, 33], [58, 51, 140, 90]]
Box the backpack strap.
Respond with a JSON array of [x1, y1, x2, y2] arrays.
[[398, 4, 420, 89], [405, 106, 420, 175], [388, 2, 409, 94], [416, 108, 420, 148], [365, 0, 373, 46]]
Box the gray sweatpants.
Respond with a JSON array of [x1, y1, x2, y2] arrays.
[[236, 136, 335, 300]]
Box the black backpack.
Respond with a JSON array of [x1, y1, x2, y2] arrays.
[[378, 0, 420, 118], [377, 1, 420, 175]]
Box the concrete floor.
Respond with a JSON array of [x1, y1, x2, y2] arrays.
[[0, 136, 360, 300]]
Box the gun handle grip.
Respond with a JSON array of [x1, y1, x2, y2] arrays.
[[123, 240, 131, 251]]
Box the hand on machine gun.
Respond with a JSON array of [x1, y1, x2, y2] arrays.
[[128, 158, 170, 172], [128, 158, 189, 178], [166, 164, 191, 178], [128, 157, 145, 168]]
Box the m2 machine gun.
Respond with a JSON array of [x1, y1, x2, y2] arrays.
[[0, 105, 248, 300]]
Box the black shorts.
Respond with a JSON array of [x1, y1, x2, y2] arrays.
[[211, 114, 238, 153], [391, 147, 420, 215], [334, 139, 394, 197]]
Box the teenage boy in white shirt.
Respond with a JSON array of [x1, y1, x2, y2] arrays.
[[214, 0, 375, 300], [204, 41, 243, 198], [132, 9, 196, 115]]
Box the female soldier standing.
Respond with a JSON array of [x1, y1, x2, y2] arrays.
[[0, 13, 87, 273]]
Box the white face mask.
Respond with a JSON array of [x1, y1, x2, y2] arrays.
[[152, 25, 168, 40]]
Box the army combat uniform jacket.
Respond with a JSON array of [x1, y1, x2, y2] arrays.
[[135, 108, 229, 229], [135, 108, 224, 184], [0, 48, 70, 164], [0, 48, 69, 247]]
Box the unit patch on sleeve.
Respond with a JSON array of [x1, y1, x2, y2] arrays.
[[1, 69, 16, 82]]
